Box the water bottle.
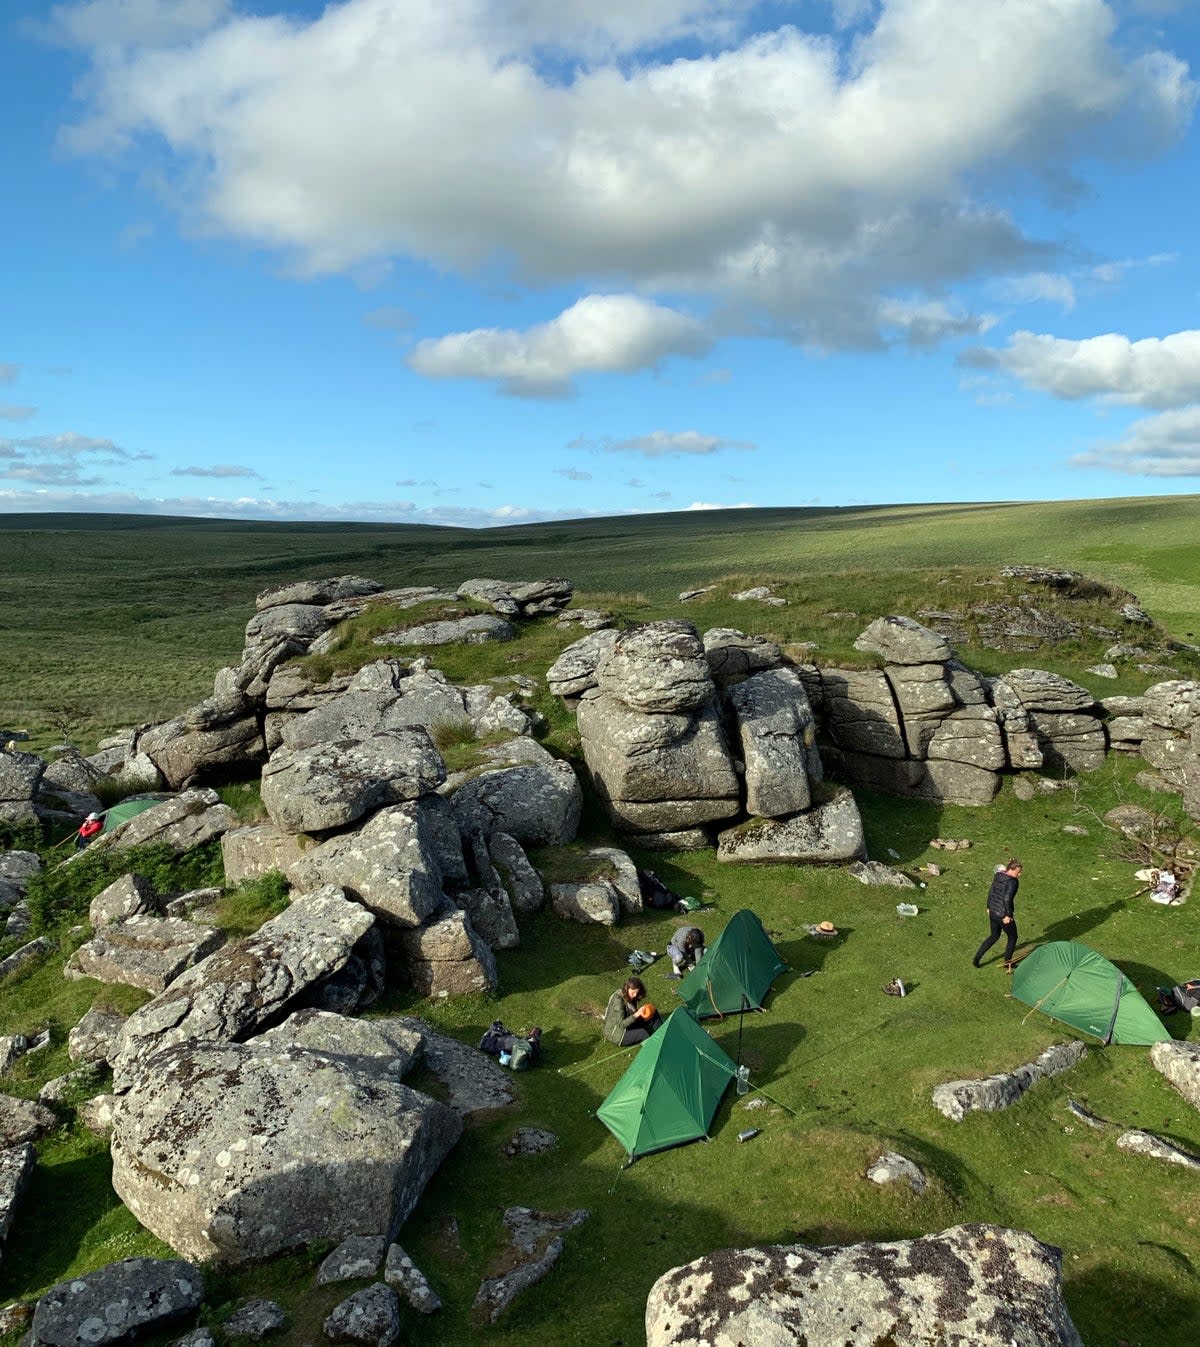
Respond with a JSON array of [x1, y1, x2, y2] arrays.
[[736, 1064, 750, 1095]]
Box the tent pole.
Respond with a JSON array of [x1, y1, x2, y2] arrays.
[[1019, 974, 1070, 1026], [736, 993, 747, 1070]]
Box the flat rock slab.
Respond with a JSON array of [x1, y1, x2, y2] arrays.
[[0, 1142, 35, 1247], [31, 1258, 203, 1347], [849, 860, 917, 889], [258, 1011, 423, 1080], [473, 1208, 590, 1324], [645, 1223, 1083, 1347], [716, 788, 866, 864], [88, 874, 159, 929], [1117, 1129, 1200, 1172], [865, 1150, 926, 1194], [1150, 1039, 1200, 1113], [66, 917, 224, 993], [91, 788, 236, 854], [317, 1236, 389, 1285], [504, 1128, 558, 1157], [0, 937, 54, 982], [394, 1018, 515, 1116], [932, 1042, 1086, 1121], [373, 615, 513, 646], [224, 1299, 286, 1339]]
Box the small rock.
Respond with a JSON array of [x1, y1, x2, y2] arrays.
[[678, 586, 716, 602], [38, 1063, 105, 1107], [322, 1284, 400, 1347], [31, 1257, 204, 1347], [0, 1036, 28, 1076], [1065, 1099, 1109, 1131], [317, 1236, 389, 1285], [1062, 825, 1089, 836], [921, 863, 942, 876], [1085, 664, 1119, 679], [866, 1150, 927, 1194], [68, 1007, 127, 1065], [1012, 777, 1035, 801], [170, 1330, 215, 1347], [224, 1300, 286, 1340], [77, 1094, 119, 1135], [383, 1244, 441, 1315], [0, 1094, 57, 1148], [1116, 1129, 1200, 1172], [849, 860, 916, 889], [503, 1127, 558, 1157]]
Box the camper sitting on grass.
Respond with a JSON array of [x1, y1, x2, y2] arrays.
[[603, 976, 661, 1047]]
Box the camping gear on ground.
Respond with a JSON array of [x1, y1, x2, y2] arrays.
[[639, 869, 683, 910], [737, 1128, 759, 1143], [596, 1007, 738, 1162], [1157, 980, 1200, 1016], [676, 909, 788, 1019], [1011, 941, 1171, 1045], [479, 1022, 543, 1069], [676, 895, 704, 913], [626, 949, 658, 973], [896, 903, 919, 917], [882, 978, 906, 997]]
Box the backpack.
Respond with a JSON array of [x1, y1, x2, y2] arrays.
[[506, 1037, 534, 1071], [638, 869, 680, 910]]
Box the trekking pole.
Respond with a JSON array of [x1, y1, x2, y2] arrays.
[[557, 1044, 639, 1078]]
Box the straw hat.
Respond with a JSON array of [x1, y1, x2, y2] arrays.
[[816, 920, 836, 933]]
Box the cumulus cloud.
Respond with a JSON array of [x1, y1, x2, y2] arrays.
[[45, 0, 231, 48], [964, 328, 1200, 408], [554, 468, 593, 480], [53, 0, 1196, 350], [0, 430, 151, 486], [684, 499, 759, 510], [409, 295, 711, 397], [877, 298, 996, 346], [170, 463, 262, 478], [1074, 406, 1200, 476], [0, 405, 37, 421], [603, 430, 755, 457]]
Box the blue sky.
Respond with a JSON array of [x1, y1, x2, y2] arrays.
[[3, 0, 1200, 526]]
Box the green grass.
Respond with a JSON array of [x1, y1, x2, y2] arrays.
[[1, 501, 1199, 1342]]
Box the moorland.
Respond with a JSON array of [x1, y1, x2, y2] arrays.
[[2, 496, 1200, 1347]]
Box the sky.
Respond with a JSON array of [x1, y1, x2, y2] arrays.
[[4, 0, 1200, 527]]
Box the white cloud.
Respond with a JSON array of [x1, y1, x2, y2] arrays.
[[170, 463, 262, 478], [877, 297, 996, 346], [0, 364, 19, 386], [683, 499, 759, 509], [1073, 406, 1200, 476], [993, 272, 1078, 310], [409, 295, 711, 397], [46, 0, 231, 48], [0, 405, 38, 421], [965, 328, 1200, 407], [603, 430, 755, 457], [55, 0, 1195, 350]]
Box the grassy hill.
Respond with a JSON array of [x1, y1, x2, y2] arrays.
[[1, 498, 1199, 1345], [2, 495, 1198, 745]]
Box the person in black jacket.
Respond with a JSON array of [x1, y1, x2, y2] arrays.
[[973, 858, 1022, 970]]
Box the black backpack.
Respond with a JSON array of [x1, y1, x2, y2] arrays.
[[1158, 981, 1200, 1015], [639, 869, 681, 910]]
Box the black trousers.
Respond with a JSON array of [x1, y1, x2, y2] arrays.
[[975, 914, 1017, 964]]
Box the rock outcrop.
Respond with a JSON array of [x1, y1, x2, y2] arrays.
[[644, 1224, 1084, 1347], [30, 1259, 203, 1347]]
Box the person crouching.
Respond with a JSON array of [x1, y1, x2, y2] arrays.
[[666, 925, 705, 980]]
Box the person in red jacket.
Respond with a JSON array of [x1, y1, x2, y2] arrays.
[[973, 858, 1022, 970], [75, 812, 103, 850]]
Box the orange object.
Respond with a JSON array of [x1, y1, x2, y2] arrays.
[[638, 1002, 657, 1020]]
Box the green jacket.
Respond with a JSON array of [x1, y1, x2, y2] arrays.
[[603, 990, 641, 1045]]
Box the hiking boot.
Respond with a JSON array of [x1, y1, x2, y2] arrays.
[[971, 958, 981, 968]]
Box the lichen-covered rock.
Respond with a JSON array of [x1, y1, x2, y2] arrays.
[[702, 629, 783, 687], [932, 1042, 1086, 1121], [317, 1236, 389, 1285], [261, 729, 445, 834], [644, 1224, 1083, 1347], [111, 1040, 462, 1266], [0, 937, 54, 982], [0, 1095, 57, 1148], [865, 1150, 926, 1193], [30, 1258, 203, 1347], [854, 615, 953, 665], [137, 698, 266, 791], [449, 757, 582, 847], [256, 577, 382, 612], [473, 1208, 590, 1324], [373, 614, 514, 647], [0, 751, 45, 825], [257, 1010, 424, 1080], [0, 850, 41, 911], [546, 628, 619, 699], [396, 911, 497, 997], [224, 1300, 285, 1340], [820, 668, 906, 758], [1116, 1129, 1200, 1172], [221, 824, 311, 885], [383, 1244, 441, 1314], [548, 881, 621, 926], [0, 1142, 34, 1248], [488, 833, 544, 914], [393, 1018, 515, 1116], [457, 577, 573, 617], [727, 668, 821, 818], [88, 874, 159, 930], [291, 799, 458, 926], [91, 789, 237, 854], [323, 1284, 400, 1347], [66, 917, 224, 993], [848, 860, 916, 889], [110, 887, 374, 1091], [716, 788, 866, 864], [597, 621, 715, 714], [281, 669, 469, 752], [1150, 1039, 1200, 1113], [456, 884, 519, 951], [0, 1037, 28, 1076], [577, 694, 738, 832], [885, 662, 958, 757]]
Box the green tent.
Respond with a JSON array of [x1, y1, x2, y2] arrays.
[[596, 1009, 738, 1161], [1012, 941, 1170, 1045], [101, 797, 166, 833], [676, 908, 788, 1019]]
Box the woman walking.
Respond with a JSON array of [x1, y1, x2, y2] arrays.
[[973, 858, 1022, 971]]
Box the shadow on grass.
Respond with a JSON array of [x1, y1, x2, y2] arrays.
[[1066, 1265, 1199, 1346], [1035, 900, 1127, 944]]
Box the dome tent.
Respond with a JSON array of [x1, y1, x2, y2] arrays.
[[676, 908, 788, 1019], [1012, 941, 1170, 1046]]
